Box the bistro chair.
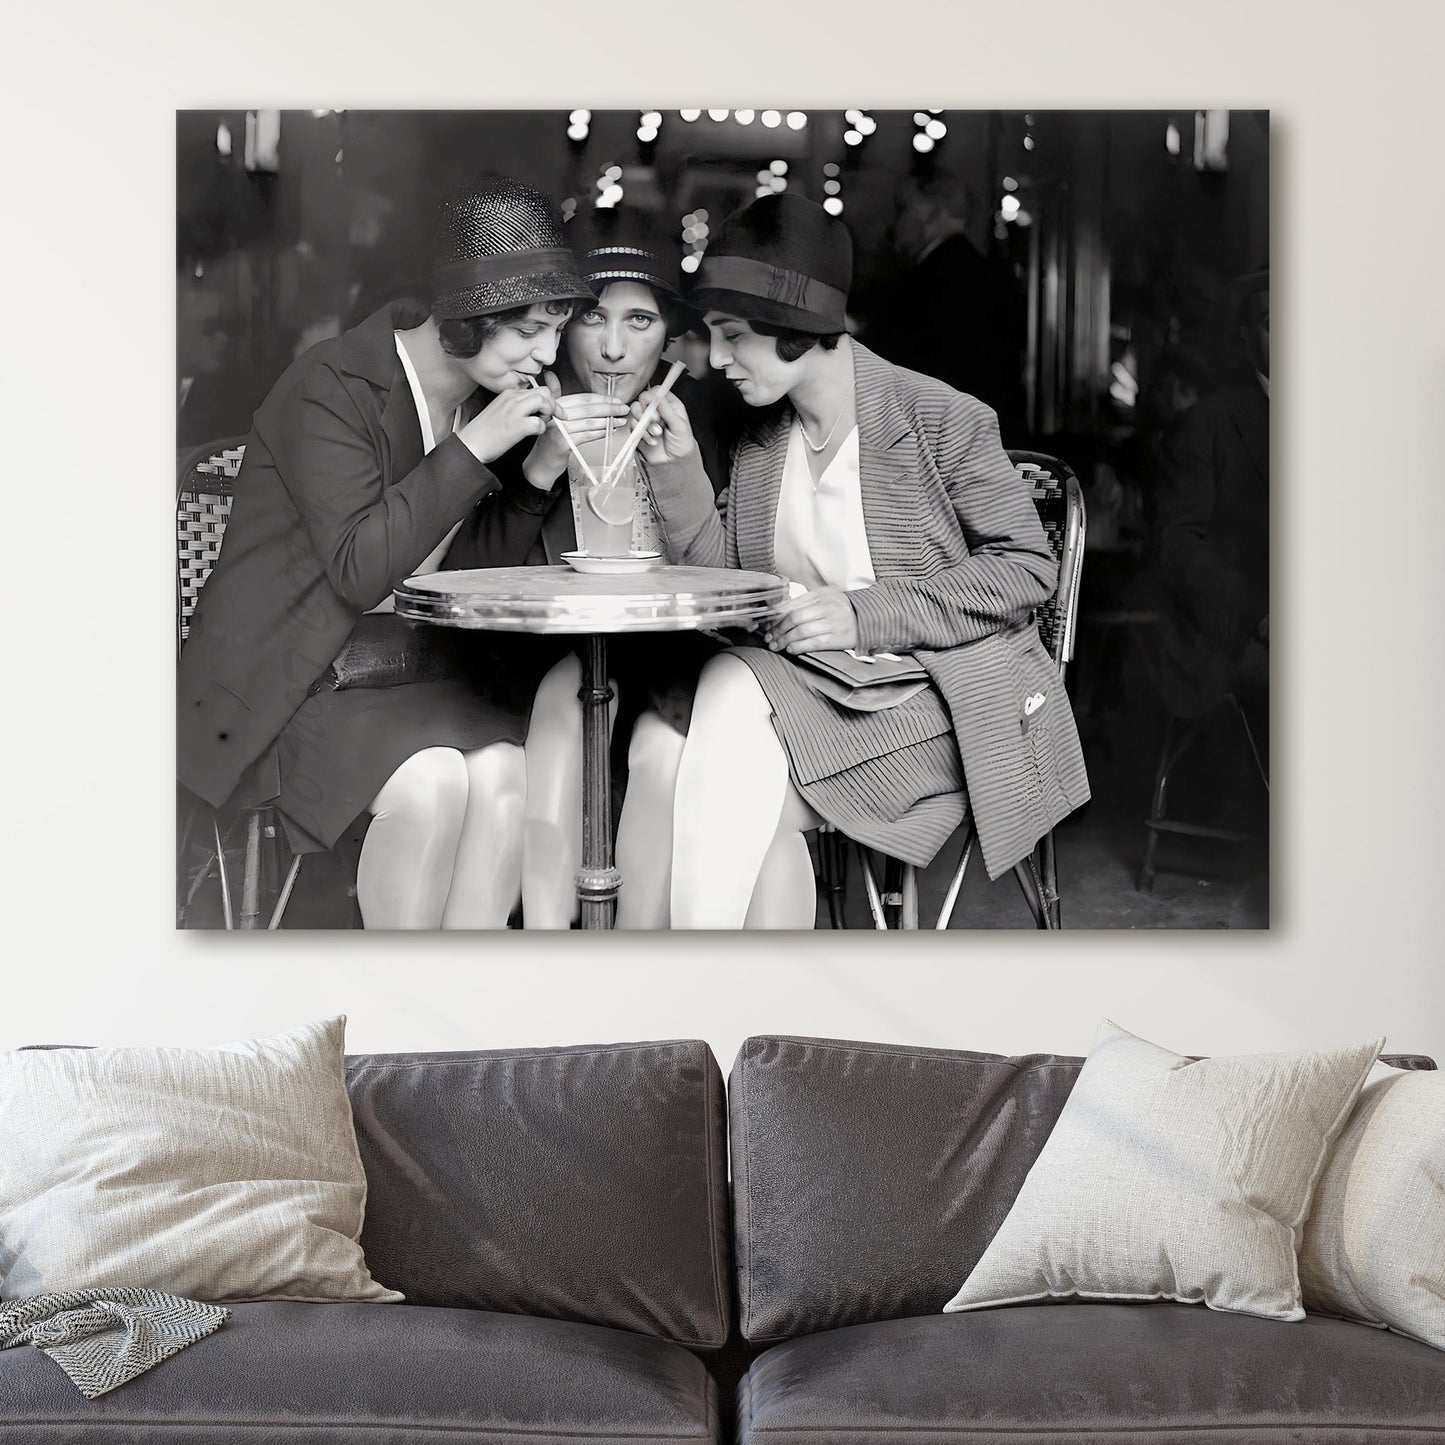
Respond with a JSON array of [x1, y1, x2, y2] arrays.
[[177, 439, 303, 929], [815, 451, 1087, 929], [1139, 689, 1269, 892]]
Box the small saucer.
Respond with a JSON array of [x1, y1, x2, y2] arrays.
[[561, 551, 662, 576]]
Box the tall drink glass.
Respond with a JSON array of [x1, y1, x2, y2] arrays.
[[568, 439, 639, 556]]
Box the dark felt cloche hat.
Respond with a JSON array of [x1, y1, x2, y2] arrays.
[[430, 175, 594, 320], [688, 192, 852, 335]]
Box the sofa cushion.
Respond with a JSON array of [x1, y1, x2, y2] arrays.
[[943, 1021, 1383, 1322], [1300, 1061, 1445, 1348], [346, 1040, 730, 1347], [0, 1301, 720, 1444], [736, 1304, 1445, 1444], [729, 1035, 1083, 1342], [0, 1017, 399, 1304]]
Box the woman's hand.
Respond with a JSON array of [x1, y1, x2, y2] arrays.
[[457, 381, 559, 465], [764, 587, 859, 654], [522, 373, 630, 491], [630, 389, 696, 465]]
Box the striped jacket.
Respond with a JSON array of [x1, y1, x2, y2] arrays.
[[644, 341, 1089, 879]]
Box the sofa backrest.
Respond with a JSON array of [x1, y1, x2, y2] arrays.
[[728, 1034, 1436, 1344], [347, 1039, 730, 1348]]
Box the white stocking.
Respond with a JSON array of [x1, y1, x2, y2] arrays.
[[615, 709, 687, 929], [441, 741, 528, 929], [671, 654, 797, 929], [743, 805, 821, 930], [358, 747, 469, 929]]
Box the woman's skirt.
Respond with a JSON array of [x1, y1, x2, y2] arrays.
[[229, 635, 564, 855], [729, 645, 968, 868]]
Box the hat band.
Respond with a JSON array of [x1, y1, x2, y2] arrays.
[[693, 256, 846, 316], [431, 246, 578, 294]]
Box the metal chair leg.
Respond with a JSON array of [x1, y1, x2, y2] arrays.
[[1012, 853, 1048, 929], [816, 826, 849, 929], [239, 811, 264, 929], [1229, 692, 1270, 794], [857, 845, 888, 929], [211, 812, 234, 930], [1039, 829, 1061, 928], [268, 855, 303, 929], [901, 864, 919, 930], [934, 828, 976, 930], [1141, 714, 1202, 892]]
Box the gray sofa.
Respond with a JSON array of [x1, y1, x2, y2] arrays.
[[2, 1035, 1441, 1444], [728, 1035, 1445, 1444], [0, 1039, 732, 1444]]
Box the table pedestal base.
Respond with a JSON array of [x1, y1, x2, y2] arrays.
[[578, 635, 618, 930]]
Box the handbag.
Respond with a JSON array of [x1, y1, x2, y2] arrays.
[[793, 649, 930, 713], [322, 614, 467, 691]]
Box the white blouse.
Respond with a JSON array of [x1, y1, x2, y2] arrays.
[[771, 419, 875, 593], [368, 334, 466, 614]]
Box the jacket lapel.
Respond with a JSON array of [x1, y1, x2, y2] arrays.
[[343, 305, 428, 487], [732, 409, 790, 572], [852, 343, 917, 580]]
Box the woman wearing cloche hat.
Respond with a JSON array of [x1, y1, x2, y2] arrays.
[[621, 191, 1091, 927], [443, 204, 723, 928], [178, 175, 596, 929]]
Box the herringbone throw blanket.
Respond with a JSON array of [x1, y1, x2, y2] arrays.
[[0, 1289, 230, 1397]]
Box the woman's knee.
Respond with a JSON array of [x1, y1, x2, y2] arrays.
[[693, 652, 771, 720], [370, 746, 470, 825], [534, 652, 582, 710], [628, 709, 686, 771], [465, 740, 527, 804]]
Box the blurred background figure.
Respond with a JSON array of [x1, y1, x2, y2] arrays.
[[1151, 269, 1269, 724], [865, 172, 1028, 444]]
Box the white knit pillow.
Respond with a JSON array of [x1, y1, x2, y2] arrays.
[[944, 1021, 1383, 1321], [1299, 1062, 1445, 1348], [0, 1017, 401, 1304]]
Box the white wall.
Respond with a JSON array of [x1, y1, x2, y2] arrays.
[[6, 0, 1443, 1070]]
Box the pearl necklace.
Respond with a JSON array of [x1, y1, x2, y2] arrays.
[[797, 402, 849, 454]]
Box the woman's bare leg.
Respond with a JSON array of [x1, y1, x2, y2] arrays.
[[441, 741, 528, 929], [671, 653, 797, 929], [742, 786, 823, 929], [615, 709, 687, 929], [521, 652, 618, 929], [358, 747, 469, 929]]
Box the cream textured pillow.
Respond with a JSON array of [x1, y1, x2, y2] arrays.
[[0, 1017, 401, 1304], [943, 1021, 1383, 1322], [1299, 1063, 1444, 1348]]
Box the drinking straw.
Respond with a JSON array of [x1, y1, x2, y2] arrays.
[[599, 361, 687, 490], [525, 376, 598, 486]]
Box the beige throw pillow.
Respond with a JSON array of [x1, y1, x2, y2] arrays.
[[0, 1017, 401, 1304], [1299, 1063, 1444, 1348], [943, 1021, 1383, 1322]]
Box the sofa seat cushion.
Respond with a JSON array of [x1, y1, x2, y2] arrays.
[[0, 1301, 719, 1444], [737, 1304, 1445, 1444]]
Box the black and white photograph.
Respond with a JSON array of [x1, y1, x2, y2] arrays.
[[176, 107, 1269, 930]]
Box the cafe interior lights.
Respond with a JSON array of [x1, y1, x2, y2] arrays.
[[822, 160, 843, 216], [568, 109, 591, 143], [681, 209, 709, 273], [595, 164, 624, 209], [843, 109, 876, 147]]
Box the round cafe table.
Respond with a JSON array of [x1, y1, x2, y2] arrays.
[[394, 564, 789, 929]]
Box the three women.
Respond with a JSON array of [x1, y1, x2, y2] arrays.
[[179, 179, 1088, 929]]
